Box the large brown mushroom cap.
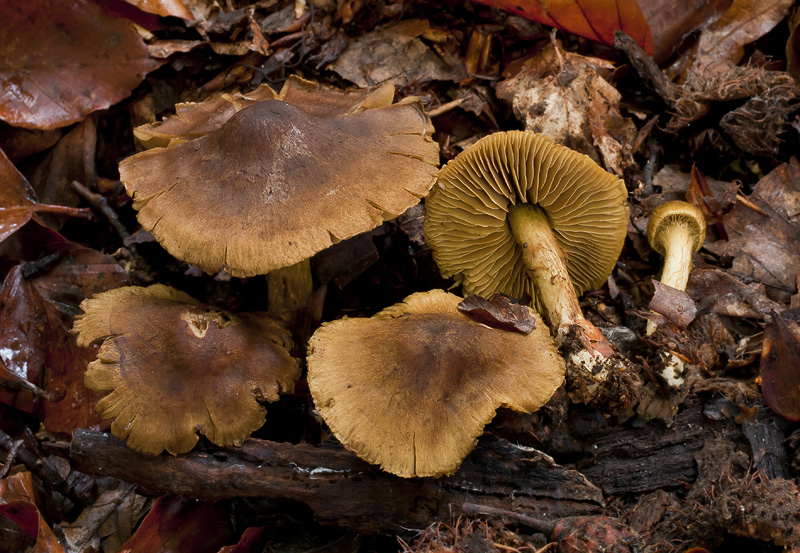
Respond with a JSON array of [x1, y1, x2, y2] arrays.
[[73, 284, 299, 455], [132, 76, 395, 148], [424, 131, 628, 301], [307, 289, 565, 478], [120, 99, 439, 277]]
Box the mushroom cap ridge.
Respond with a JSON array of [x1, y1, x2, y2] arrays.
[[120, 99, 439, 277], [307, 289, 565, 478], [424, 131, 629, 301], [646, 201, 707, 255]]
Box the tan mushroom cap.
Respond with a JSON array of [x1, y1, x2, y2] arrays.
[[133, 76, 395, 148], [647, 200, 706, 254], [120, 99, 439, 277], [307, 289, 565, 478], [424, 131, 628, 301], [73, 284, 299, 455]]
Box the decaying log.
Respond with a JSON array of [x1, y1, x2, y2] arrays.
[[68, 399, 789, 534], [69, 431, 603, 534]]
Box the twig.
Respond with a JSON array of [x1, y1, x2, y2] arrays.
[[735, 194, 769, 217], [70, 181, 130, 242], [460, 503, 555, 535], [0, 428, 87, 506], [613, 30, 676, 104], [0, 438, 22, 479]]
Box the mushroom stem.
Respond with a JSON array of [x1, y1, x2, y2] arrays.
[[267, 258, 314, 319], [508, 204, 613, 358], [646, 222, 693, 335]]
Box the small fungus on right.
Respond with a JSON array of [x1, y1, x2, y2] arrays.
[[307, 289, 564, 478], [646, 200, 707, 335]]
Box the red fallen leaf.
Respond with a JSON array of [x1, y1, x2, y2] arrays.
[[218, 527, 268, 553], [457, 293, 536, 334], [0, 148, 91, 245], [120, 496, 231, 553], [471, 0, 653, 54], [0, 241, 131, 435], [0, 471, 66, 553], [0, 0, 160, 130], [760, 311, 800, 422]]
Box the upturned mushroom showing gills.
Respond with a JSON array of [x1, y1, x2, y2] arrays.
[[73, 284, 299, 455], [119, 96, 439, 278], [307, 289, 565, 478], [646, 201, 706, 335], [424, 131, 628, 361]]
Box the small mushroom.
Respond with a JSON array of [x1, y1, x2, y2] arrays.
[[645, 201, 706, 335], [424, 131, 628, 361], [120, 97, 438, 279], [73, 284, 299, 455], [307, 289, 564, 478]]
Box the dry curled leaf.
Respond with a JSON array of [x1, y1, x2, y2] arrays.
[[0, 0, 160, 129], [457, 293, 536, 334]]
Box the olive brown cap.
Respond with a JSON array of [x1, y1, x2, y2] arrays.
[[120, 98, 439, 277], [133, 76, 395, 148], [307, 289, 565, 478], [647, 200, 706, 256], [73, 284, 299, 455], [424, 131, 628, 302]]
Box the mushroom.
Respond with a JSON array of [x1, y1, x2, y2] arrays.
[[645, 201, 706, 335], [645, 201, 706, 388], [73, 284, 299, 455], [120, 92, 438, 320], [307, 289, 565, 478], [424, 131, 628, 364]]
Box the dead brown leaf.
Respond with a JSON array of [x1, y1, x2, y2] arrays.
[[119, 496, 231, 553], [690, 0, 794, 77], [0, 149, 91, 245], [472, 0, 653, 54], [496, 42, 636, 175], [0, 471, 66, 553], [760, 310, 800, 421], [0, 242, 131, 435], [124, 0, 194, 19], [639, 0, 731, 63], [687, 267, 784, 319], [330, 20, 468, 88], [0, 0, 160, 129], [649, 280, 697, 328], [705, 159, 800, 302], [457, 293, 536, 334]]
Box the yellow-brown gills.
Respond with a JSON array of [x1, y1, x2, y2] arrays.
[[424, 131, 628, 301]]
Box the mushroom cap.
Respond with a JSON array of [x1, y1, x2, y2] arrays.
[[120, 99, 439, 277], [646, 201, 707, 255], [307, 289, 565, 478], [73, 284, 299, 455], [423, 131, 628, 301], [132, 76, 395, 148]]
